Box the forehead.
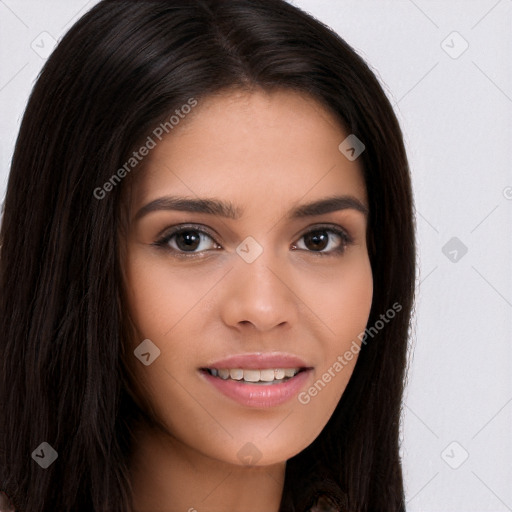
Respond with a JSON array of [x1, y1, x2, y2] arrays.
[[129, 88, 367, 212]]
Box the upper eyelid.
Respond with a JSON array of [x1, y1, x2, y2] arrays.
[[155, 223, 218, 242]]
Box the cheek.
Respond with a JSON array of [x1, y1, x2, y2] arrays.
[[295, 253, 373, 341], [293, 255, 373, 413], [122, 252, 220, 342], [336, 260, 373, 335]]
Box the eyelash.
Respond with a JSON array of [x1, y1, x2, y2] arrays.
[[152, 223, 354, 258]]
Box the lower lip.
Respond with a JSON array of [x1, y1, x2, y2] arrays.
[[201, 369, 312, 408]]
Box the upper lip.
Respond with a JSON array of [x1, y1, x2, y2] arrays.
[[203, 352, 311, 370]]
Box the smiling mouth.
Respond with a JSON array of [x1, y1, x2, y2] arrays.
[[201, 367, 306, 385]]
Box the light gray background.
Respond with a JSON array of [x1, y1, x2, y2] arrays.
[[1, 1, 511, 510]]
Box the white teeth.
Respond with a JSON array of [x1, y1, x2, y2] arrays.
[[243, 369, 261, 382], [275, 369, 285, 380], [259, 369, 276, 382], [229, 369, 243, 380], [207, 368, 300, 383], [218, 369, 230, 380]]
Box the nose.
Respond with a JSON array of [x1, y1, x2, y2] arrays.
[[219, 247, 300, 333]]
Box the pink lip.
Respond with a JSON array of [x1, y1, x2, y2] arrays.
[[204, 352, 310, 370], [199, 352, 313, 408], [200, 368, 312, 408]]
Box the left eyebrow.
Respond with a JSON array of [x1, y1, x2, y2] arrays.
[[133, 194, 368, 223], [288, 195, 368, 219]]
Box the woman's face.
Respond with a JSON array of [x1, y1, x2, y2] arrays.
[[122, 88, 373, 466]]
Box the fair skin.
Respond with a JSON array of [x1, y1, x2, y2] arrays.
[[122, 88, 373, 512]]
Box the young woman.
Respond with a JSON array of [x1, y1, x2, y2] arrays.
[[0, 0, 416, 511]]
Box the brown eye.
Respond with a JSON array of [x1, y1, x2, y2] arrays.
[[292, 226, 352, 256], [174, 230, 202, 251], [303, 230, 330, 251], [154, 225, 221, 255]]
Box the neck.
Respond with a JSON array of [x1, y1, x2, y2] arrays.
[[129, 425, 286, 512]]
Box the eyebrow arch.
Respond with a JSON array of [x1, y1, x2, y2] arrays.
[[134, 194, 368, 222], [288, 195, 368, 219]]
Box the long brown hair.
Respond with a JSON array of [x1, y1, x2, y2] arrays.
[[0, 1, 415, 510]]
